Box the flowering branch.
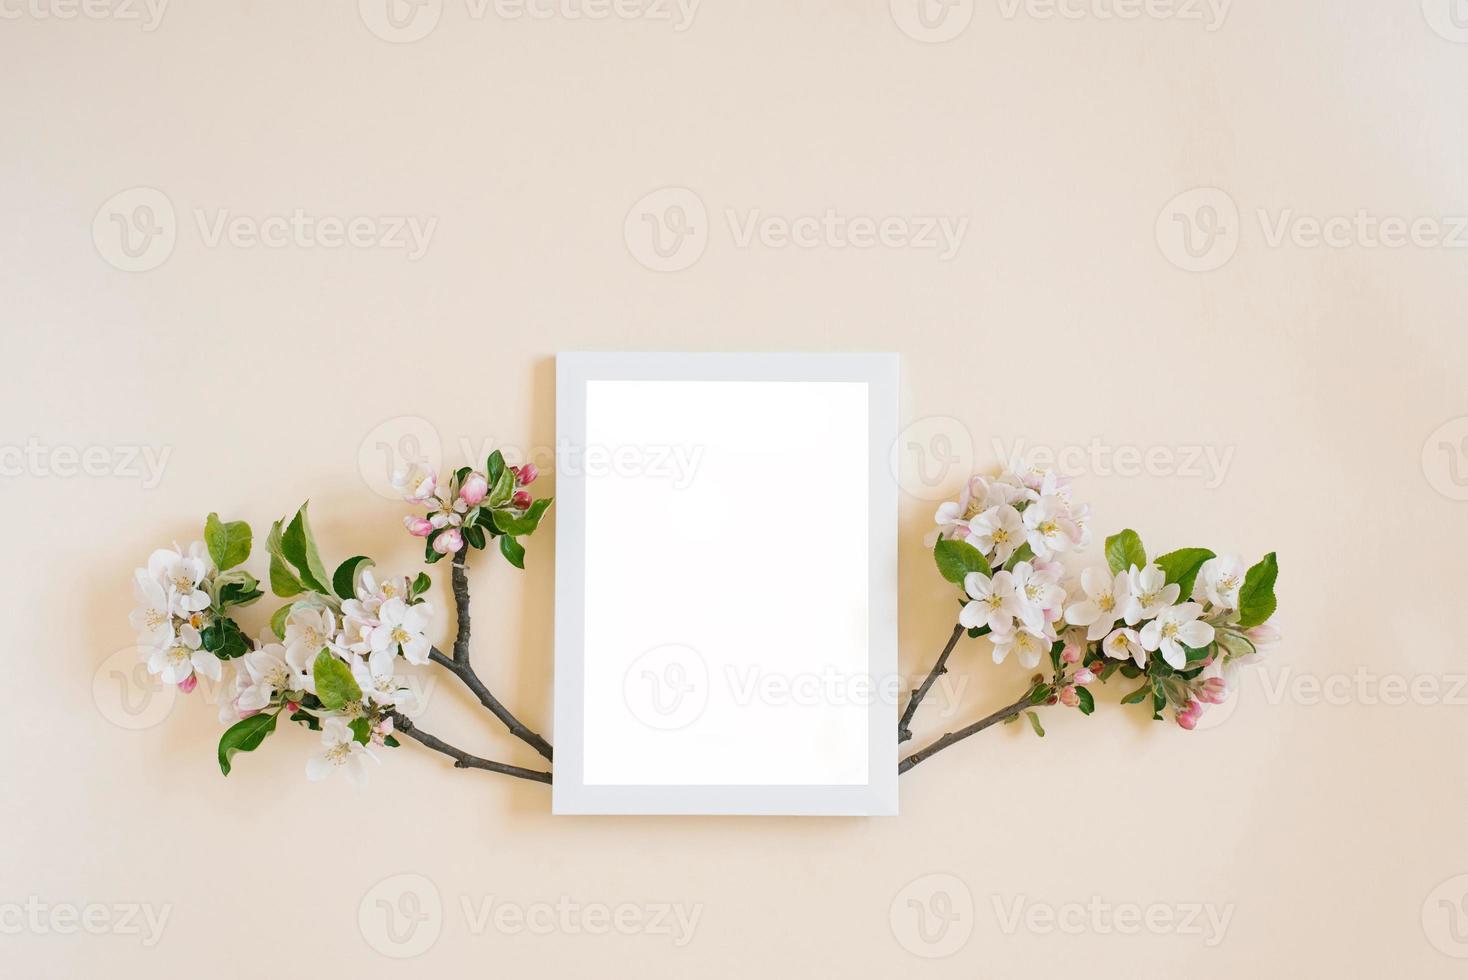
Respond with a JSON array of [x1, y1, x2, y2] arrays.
[[131, 449, 556, 787], [896, 465, 1281, 774]]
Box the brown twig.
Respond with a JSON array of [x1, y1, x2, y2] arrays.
[[898, 692, 1038, 774], [391, 712, 551, 783], [428, 554, 554, 761], [898, 622, 966, 743]]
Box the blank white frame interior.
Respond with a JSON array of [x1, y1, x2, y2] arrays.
[[553, 352, 898, 816]]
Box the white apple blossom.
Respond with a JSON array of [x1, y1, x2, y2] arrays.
[[1193, 554, 1246, 610], [235, 641, 310, 713], [149, 543, 213, 617], [1121, 563, 1179, 625], [1010, 561, 1064, 635], [1140, 602, 1215, 670], [306, 718, 376, 786], [1101, 626, 1146, 668], [351, 654, 422, 715], [283, 605, 338, 666], [1065, 566, 1131, 642], [147, 624, 221, 685], [991, 627, 1049, 669], [959, 570, 1018, 633], [1023, 494, 1078, 560], [129, 570, 174, 649], [370, 597, 432, 665], [967, 504, 1025, 564]]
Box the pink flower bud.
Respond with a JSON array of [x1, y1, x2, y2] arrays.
[[433, 528, 464, 555], [403, 515, 433, 537], [1059, 685, 1080, 707], [459, 471, 489, 507], [511, 490, 532, 510], [286, 701, 301, 714], [1176, 699, 1203, 730], [1197, 677, 1228, 704], [178, 674, 198, 694], [514, 463, 538, 487], [1245, 621, 1281, 648], [1073, 668, 1096, 685]]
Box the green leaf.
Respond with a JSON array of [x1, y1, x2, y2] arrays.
[[1026, 711, 1046, 737], [289, 709, 321, 731], [1028, 683, 1054, 705], [282, 502, 332, 595], [332, 555, 374, 601], [499, 533, 525, 569], [463, 524, 486, 550], [217, 570, 262, 609], [349, 717, 372, 745], [267, 520, 308, 597], [204, 513, 253, 571], [487, 465, 515, 507], [1004, 542, 1034, 571], [1236, 552, 1279, 629], [1154, 548, 1216, 603], [933, 538, 992, 585], [1076, 686, 1095, 715], [1105, 529, 1146, 575], [425, 532, 446, 564], [1120, 681, 1151, 705], [217, 711, 278, 776], [486, 450, 506, 487], [269, 603, 292, 640], [200, 618, 248, 659], [410, 572, 431, 599], [313, 650, 361, 711], [490, 498, 553, 537], [383, 735, 401, 748]]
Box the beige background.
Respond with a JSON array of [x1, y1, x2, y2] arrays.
[[5, 0, 1468, 975]]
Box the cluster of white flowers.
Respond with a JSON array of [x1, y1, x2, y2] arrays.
[[128, 542, 224, 690], [216, 568, 433, 786], [930, 467, 1091, 563], [933, 466, 1279, 729]]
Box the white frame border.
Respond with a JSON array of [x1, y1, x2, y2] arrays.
[[553, 352, 899, 816]]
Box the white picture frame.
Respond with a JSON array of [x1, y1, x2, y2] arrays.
[[553, 352, 899, 816]]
